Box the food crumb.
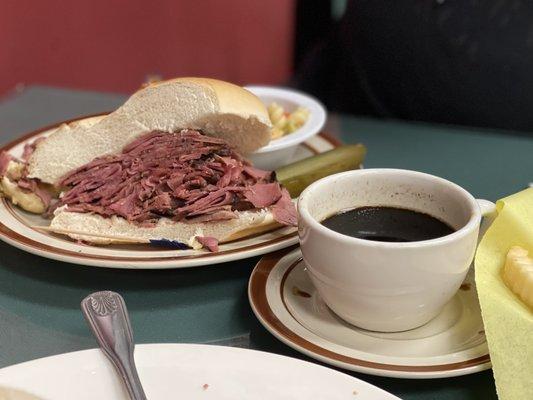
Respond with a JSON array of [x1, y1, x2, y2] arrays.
[[292, 286, 311, 298], [352, 389, 358, 395], [460, 283, 471, 291], [202, 383, 209, 390]]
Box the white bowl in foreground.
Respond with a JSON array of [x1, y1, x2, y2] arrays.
[[245, 85, 327, 170]]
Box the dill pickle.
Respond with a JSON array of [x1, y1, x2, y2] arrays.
[[275, 144, 367, 197]]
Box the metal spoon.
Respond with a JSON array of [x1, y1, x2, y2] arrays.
[[81, 291, 147, 400]]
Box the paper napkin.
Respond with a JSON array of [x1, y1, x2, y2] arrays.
[[475, 188, 533, 400]]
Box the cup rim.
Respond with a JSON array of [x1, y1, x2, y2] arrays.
[[297, 169, 481, 248]]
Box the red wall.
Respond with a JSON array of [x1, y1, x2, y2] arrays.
[[0, 0, 295, 95]]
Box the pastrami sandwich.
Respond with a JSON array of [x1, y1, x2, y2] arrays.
[[0, 78, 297, 251]]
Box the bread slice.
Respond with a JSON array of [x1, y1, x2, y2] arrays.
[[0, 175, 46, 213], [49, 207, 283, 246], [28, 77, 272, 185]]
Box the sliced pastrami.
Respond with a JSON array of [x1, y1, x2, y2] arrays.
[[0, 152, 14, 176], [0, 136, 50, 207], [17, 178, 52, 207], [56, 130, 296, 226], [195, 236, 219, 252], [243, 182, 283, 208], [271, 188, 297, 226]]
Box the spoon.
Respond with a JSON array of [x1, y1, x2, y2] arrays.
[[81, 291, 147, 400]]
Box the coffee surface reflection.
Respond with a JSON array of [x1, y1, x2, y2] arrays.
[[321, 206, 455, 242]]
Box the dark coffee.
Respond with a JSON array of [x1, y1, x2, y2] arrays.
[[321, 206, 455, 242]]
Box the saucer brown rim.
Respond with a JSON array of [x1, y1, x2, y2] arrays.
[[0, 114, 339, 264], [249, 246, 491, 374]]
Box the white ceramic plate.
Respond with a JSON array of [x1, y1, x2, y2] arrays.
[[249, 247, 491, 379], [0, 343, 399, 399], [0, 115, 339, 269], [246, 86, 327, 170]]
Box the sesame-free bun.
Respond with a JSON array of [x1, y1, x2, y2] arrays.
[[27, 77, 272, 185], [49, 207, 282, 246]]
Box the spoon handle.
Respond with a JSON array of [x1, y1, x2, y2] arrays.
[[81, 291, 147, 400]]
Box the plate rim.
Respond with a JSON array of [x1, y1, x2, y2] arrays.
[[0, 114, 340, 269], [248, 246, 492, 379], [0, 343, 400, 399]]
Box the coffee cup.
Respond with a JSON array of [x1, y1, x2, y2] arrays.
[[297, 169, 495, 332]]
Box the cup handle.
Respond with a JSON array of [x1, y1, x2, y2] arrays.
[[476, 199, 497, 243]]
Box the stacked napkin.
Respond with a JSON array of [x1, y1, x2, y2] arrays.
[[475, 188, 533, 400]]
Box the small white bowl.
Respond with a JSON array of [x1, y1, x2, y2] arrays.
[[245, 86, 327, 170]]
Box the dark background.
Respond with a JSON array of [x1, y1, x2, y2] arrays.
[[2, 0, 533, 132]]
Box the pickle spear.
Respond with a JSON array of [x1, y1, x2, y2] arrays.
[[275, 144, 366, 197]]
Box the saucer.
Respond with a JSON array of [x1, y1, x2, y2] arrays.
[[248, 246, 491, 379]]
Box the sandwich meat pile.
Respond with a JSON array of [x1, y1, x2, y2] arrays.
[[56, 130, 294, 227], [0, 78, 297, 251]]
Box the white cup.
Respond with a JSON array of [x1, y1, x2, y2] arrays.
[[297, 169, 495, 332]]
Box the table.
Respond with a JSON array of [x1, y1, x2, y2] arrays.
[[1, 86, 532, 399]]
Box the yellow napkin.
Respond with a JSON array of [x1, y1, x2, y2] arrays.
[[475, 188, 533, 400]]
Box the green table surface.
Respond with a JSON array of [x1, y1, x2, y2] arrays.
[[1, 86, 532, 399]]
